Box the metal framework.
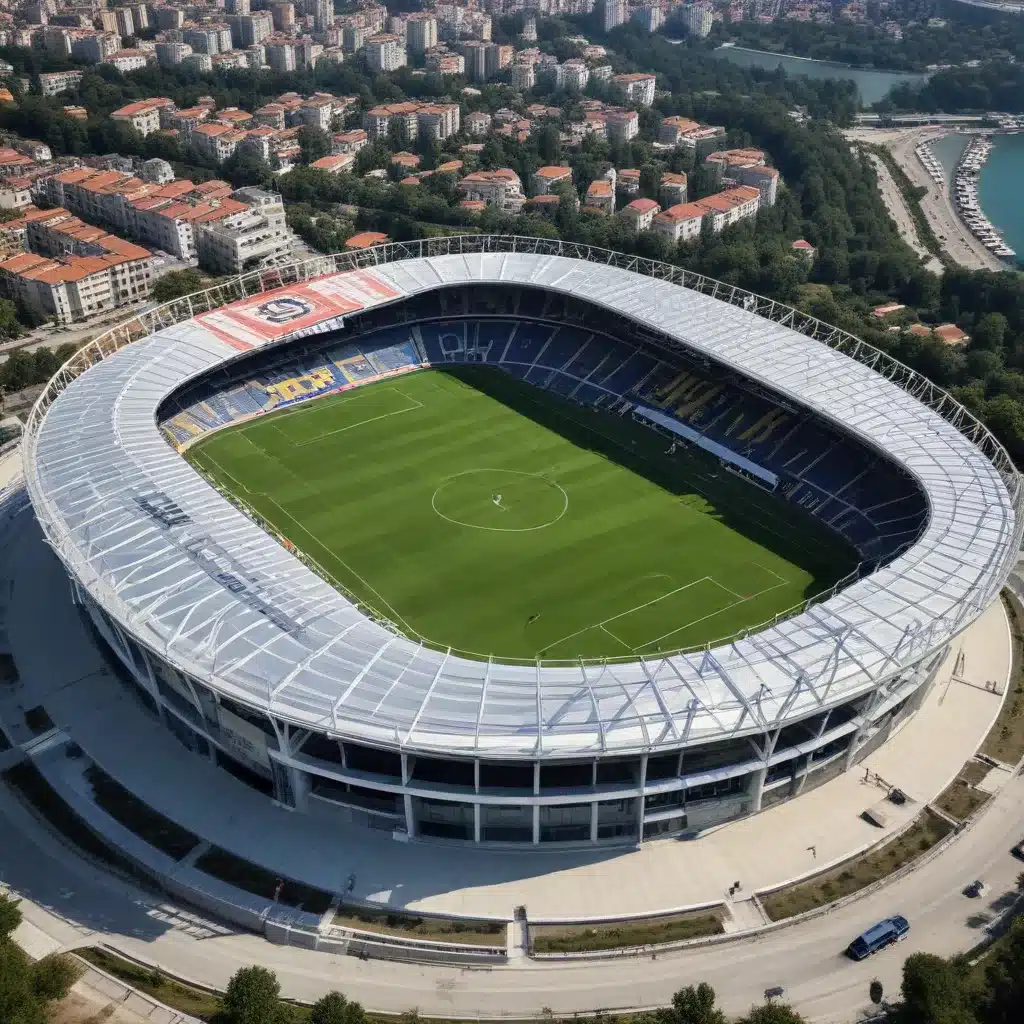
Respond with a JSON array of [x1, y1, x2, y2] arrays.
[[19, 237, 1023, 760]]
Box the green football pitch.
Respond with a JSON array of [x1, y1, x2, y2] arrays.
[[186, 366, 859, 662]]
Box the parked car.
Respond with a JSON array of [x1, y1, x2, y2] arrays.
[[1012, 840, 1024, 861], [964, 879, 987, 898]]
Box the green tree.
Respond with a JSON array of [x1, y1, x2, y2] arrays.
[[297, 125, 331, 165], [0, 937, 78, 1024], [0, 893, 21, 939], [310, 990, 366, 1024], [869, 979, 883, 1005], [893, 953, 977, 1024], [30, 954, 79, 1003], [981, 917, 1024, 1024], [151, 268, 205, 305], [0, 299, 23, 340], [738, 1005, 807, 1024], [220, 965, 286, 1024], [655, 983, 727, 1024], [972, 313, 1009, 353]]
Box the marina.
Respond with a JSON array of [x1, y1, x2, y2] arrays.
[[952, 135, 1017, 262]]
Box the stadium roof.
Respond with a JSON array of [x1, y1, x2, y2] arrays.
[[23, 243, 1022, 758]]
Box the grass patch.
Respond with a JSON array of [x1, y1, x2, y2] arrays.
[[195, 846, 332, 915], [530, 910, 724, 952], [85, 763, 200, 861], [934, 759, 992, 823], [761, 809, 954, 921], [75, 948, 222, 1022], [333, 905, 505, 946], [980, 594, 1024, 765], [2, 762, 158, 889], [187, 364, 855, 662]]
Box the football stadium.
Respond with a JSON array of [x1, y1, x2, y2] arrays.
[[21, 237, 1023, 848]]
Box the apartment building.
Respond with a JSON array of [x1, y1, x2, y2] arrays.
[[0, 177, 32, 211], [266, 39, 297, 71], [364, 33, 406, 71], [254, 103, 287, 129], [0, 149, 34, 176], [585, 179, 614, 215], [332, 129, 368, 154], [613, 73, 656, 107], [680, 2, 713, 38], [111, 99, 171, 137], [456, 169, 524, 212], [407, 13, 438, 53], [310, 154, 354, 174], [620, 197, 660, 231], [603, 0, 627, 31], [167, 106, 212, 139], [464, 111, 492, 137], [659, 171, 688, 206], [658, 116, 700, 147], [425, 47, 464, 75], [651, 202, 704, 244], [705, 150, 779, 206], [194, 187, 293, 274], [417, 103, 460, 141], [300, 97, 334, 131], [510, 62, 535, 90], [562, 58, 589, 91], [190, 123, 247, 163], [155, 42, 193, 66], [531, 165, 573, 196], [652, 185, 761, 242], [38, 70, 83, 96], [631, 4, 664, 32], [604, 109, 639, 144], [71, 32, 121, 63]]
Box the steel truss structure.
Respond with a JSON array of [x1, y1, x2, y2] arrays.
[[19, 238, 1021, 780]]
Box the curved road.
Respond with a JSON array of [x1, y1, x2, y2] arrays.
[[3, 752, 1022, 1023]]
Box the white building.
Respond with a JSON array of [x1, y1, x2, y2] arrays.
[[613, 72, 656, 107], [194, 187, 294, 274], [603, 0, 627, 31], [407, 14, 438, 53], [364, 33, 407, 71], [680, 3, 713, 38]]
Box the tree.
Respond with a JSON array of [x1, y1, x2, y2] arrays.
[[310, 990, 366, 1024], [893, 953, 977, 1024], [738, 1005, 807, 1024], [972, 312, 1009, 353], [0, 937, 78, 1024], [298, 125, 331, 165], [869, 979, 883, 1005], [656, 983, 727, 1024], [30, 954, 78, 1003], [0, 299, 23, 340], [151, 268, 205, 305], [0, 893, 21, 939], [980, 902, 1024, 1024], [220, 966, 286, 1024]]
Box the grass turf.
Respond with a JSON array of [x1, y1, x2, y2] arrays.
[[186, 365, 857, 661]]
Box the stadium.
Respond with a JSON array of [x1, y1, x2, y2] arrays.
[[21, 237, 1023, 849]]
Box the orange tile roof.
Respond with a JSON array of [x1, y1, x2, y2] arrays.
[[587, 180, 612, 197], [345, 231, 389, 249], [535, 165, 571, 179], [625, 198, 659, 213]]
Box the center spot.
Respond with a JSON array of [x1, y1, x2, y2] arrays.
[[431, 469, 568, 533]]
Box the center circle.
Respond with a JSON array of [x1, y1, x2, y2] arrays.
[[431, 469, 568, 532]]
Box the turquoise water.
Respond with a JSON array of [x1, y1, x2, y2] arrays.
[[711, 45, 928, 106], [978, 133, 1024, 266]]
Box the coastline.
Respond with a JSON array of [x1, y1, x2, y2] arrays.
[[950, 134, 1018, 264]]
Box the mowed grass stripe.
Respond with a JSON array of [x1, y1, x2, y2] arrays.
[[187, 366, 857, 661]]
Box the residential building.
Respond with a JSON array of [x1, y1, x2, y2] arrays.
[[232, 11, 273, 47], [631, 4, 664, 32], [0, 149, 34, 175], [314, 0, 334, 34], [464, 111, 492, 137], [167, 106, 211, 139], [332, 129, 368, 154], [531, 165, 573, 196], [345, 231, 388, 249], [300, 97, 334, 131], [38, 70, 83, 96], [194, 188, 293, 274], [343, 24, 371, 52], [272, 3, 296, 31], [111, 99, 167, 137], [72, 32, 120, 62], [456, 168, 524, 212], [425, 47, 464, 75], [0, 177, 32, 211], [141, 158, 174, 184], [310, 154, 354, 174], [407, 13, 438, 53], [613, 73, 656, 107], [63, 106, 88, 121], [585, 178, 614, 215], [266, 39, 297, 71], [680, 3, 713, 38], [616, 168, 641, 196], [103, 49, 150, 73], [562, 58, 589, 91], [155, 41, 193, 66], [190, 123, 247, 164], [458, 40, 488, 81], [603, 0, 627, 31], [113, 7, 134, 38], [184, 53, 214, 72], [658, 115, 700, 146], [418, 103, 460, 141], [364, 34, 406, 71], [604, 109, 638, 143], [791, 238, 815, 261], [184, 27, 223, 54], [255, 103, 287, 129], [659, 171, 688, 206], [620, 197, 660, 231], [651, 201, 704, 243], [363, 101, 421, 141], [510, 62, 535, 90]]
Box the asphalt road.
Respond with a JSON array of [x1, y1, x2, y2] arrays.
[[4, 756, 1023, 1023]]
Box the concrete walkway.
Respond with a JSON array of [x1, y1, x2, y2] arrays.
[[0, 506, 1010, 921]]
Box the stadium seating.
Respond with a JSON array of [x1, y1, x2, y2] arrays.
[[160, 307, 927, 565]]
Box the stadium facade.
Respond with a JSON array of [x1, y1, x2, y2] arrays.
[[22, 238, 1022, 848]]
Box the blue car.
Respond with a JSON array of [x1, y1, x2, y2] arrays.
[[847, 915, 910, 960]]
